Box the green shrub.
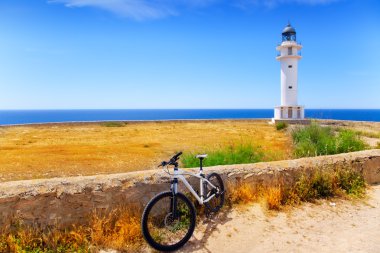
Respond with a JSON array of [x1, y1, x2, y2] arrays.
[[336, 129, 367, 153], [227, 167, 367, 209], [292, 174, 314, 202], [283, 167, 366, 205], [336, 168, 366, 197], [182, 143, 264, 168], [101, 121, 127, 127], [310, 171, 335, 198], [275, 122, 288, 131], [291, 171, 333, 202], [292, 122, 367, 158]]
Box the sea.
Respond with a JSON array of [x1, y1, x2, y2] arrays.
[[0, 109, 379, 125]]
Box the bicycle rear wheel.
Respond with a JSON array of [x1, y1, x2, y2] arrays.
[[141, 191, 196, 252], [205, 173, 225, 212]]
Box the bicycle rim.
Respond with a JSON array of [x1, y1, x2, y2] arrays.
[[142, 191, 196, 251]]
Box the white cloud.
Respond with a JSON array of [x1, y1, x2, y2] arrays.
[[50, 0, 342, 20], [49, 0, 179, 20], [240, 0, 341, 8]]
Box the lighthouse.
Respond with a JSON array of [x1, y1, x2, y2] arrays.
[[273, 23, 306, 123]]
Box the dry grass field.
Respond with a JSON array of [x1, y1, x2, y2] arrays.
[[0, 120, 291, 182]]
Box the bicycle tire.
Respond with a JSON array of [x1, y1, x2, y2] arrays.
[[141, 191, 196, 252], [205, 173, 225, 212]]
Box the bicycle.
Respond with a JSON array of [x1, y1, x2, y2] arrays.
[[141, 152, 225, 252]]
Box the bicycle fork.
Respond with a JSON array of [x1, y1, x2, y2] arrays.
[[170, 174, 179, 219]]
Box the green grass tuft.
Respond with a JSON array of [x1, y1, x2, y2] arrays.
[[101, 121, 127, 127], [292, 122, 367, 158], [275, 122, 288, 131], [336, 129, 367, 153], [181, 143, 264, 168]]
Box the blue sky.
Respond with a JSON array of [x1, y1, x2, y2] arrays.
[[0, 0, 379, 109]]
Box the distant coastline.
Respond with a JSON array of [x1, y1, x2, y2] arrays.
[[0, 109, 380, 125]]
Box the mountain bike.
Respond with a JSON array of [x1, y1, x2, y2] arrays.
[[141, 152, 225, 252]]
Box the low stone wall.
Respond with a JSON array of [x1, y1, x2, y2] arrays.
[[1, 150, 380, 228]]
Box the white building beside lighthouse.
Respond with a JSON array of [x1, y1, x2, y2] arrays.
[[273, 23, 307, 123]]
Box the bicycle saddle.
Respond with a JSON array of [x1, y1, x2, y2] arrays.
[[196, 154, 208, 159]]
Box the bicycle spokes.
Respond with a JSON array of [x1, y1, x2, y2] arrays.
[[145, 194, 194, 247]]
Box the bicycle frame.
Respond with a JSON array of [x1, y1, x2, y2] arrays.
[[169, 167, 218, 205]]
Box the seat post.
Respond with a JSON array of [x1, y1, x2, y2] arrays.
[[199, 158, 203, 172], [196, 154, 207, 174]]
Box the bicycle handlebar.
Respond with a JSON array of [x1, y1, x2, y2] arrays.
[[158, 152, 183, 167], [172, 152, 182, 161]]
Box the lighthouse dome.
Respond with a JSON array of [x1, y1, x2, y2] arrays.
[[282, 23, 297, 42], [282, 24, 296, 34]]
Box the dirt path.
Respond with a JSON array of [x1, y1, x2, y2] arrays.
[[179, 185, 380, 253]]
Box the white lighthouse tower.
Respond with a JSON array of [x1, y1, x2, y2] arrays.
[[273, 23, 307, 123]]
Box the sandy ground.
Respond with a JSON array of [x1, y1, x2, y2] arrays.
[[177, 185, 380, 253]]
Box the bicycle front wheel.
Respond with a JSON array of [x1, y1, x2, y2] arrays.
[[141, 191, 196, 252]]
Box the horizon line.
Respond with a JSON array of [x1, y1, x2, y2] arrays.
[[1, 108, 380, 111]]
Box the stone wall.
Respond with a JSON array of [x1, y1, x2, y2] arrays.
[[0, 149, 380, 228]]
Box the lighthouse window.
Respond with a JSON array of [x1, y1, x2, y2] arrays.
[[288, 86, 293, 89], [288, 65, 293, 68], [288, 47, 293, 55]]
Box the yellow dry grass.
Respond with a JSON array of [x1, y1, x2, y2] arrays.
[[227, 182, 259, 204], [0, 205, 143, 252], [0, 120, 291, 182], [90, 205, 143, 251], [264, 186, 283, 210], [227, 182, 283, 210]]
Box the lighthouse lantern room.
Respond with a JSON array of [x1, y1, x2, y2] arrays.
[[273, 23, 307, 123]]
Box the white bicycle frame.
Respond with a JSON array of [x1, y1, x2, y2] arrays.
[[169, 166, 218, 205]]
